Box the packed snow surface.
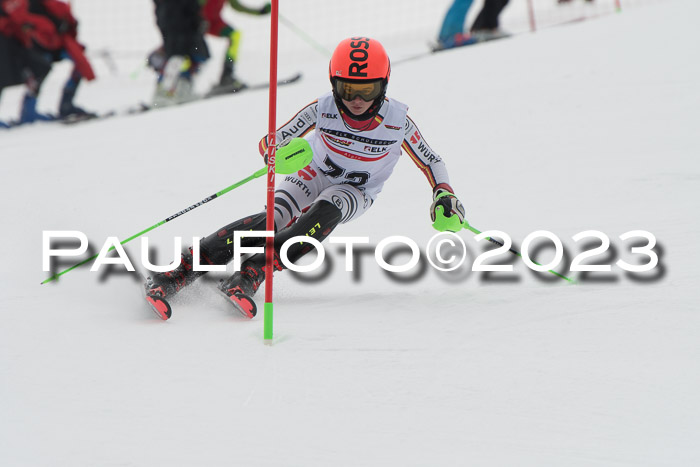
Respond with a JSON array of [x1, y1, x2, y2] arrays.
[[1, 0, 699, 465]]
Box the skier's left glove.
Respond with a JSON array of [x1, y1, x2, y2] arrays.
[[258, 3, 272, 14], [430, 187, 467, 232]]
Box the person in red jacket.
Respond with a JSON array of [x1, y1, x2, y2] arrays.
[[0, 0, 95, 125], [1, 0, 55, 124], [29, 0, 96, 120]]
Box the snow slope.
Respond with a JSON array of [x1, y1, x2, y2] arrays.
[[1, 1, 699, 465]]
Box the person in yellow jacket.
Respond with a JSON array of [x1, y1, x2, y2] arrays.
[[201, 0, 271, 93]]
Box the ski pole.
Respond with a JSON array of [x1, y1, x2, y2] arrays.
[[41, 168, 266, 285], [463, 224, 576, 284], [279, 14, 331, 57], [41, 139, 314, 285]]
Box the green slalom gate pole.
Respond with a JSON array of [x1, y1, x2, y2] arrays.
[[40, 167, 267, 285], [463, 224, 577, 284]]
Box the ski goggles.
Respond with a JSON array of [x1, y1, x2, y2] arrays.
[[333, 79, 384, 102]]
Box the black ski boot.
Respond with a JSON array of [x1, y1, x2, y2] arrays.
[[144, 249, 204, 298], [218, 259, 279, 319], [207, 58, 247, 96], [58, 76, 97, 122], [217, 200, 343, 319], [218, 73, 247, 91]]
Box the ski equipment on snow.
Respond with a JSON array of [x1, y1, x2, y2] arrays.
[[137, 270, 173, 320], [206, 72, 301, 98], [218, 268, 262, 319], [145, 293, 172, 320]]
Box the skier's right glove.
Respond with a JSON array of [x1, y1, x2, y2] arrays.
[[258, 3, 272, 14], [430, 188, 467, 232]]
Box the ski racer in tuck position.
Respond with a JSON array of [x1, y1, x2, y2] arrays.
[[145, 36, 468, 319]]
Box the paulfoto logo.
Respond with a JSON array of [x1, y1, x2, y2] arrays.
[[42, 229, 663, 284]]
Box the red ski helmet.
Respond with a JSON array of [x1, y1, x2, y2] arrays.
[[329, 37, 391, 82], [329, 37, 391, 121]]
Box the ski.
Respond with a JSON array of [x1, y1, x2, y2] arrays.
[[59, 111, 115, 125], [206, 72, 302, 98], [217, 288, 257, 319], [138, 271, 172, 320], [0, 116, 57, 129], [430, 36, 479, 53], [1, 112, 112, 128], [131, 72, 303, 114], [145, 293, 172, 321], [394, 35, 514, 65], [431, 33, 511, 53], [0, 73, 303, 129]]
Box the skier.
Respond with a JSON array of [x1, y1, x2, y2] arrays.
[[436, 0, 477, 50], [151, 0, 210, 107], [0, 0, 95, 124], [201, 0, 271, 94], [470, 0, 511, 41], [28, 0, 96, 120], [436, 0, 511, 50], [144, 37, 468, 319], [1, 0, 53, 125]]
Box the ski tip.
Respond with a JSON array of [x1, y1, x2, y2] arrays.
[[59, 113, 102, 125], [283, 72, 303, 84], [145, 294, 172, 320], [206, 72, 303, 98], [217, 288, 257, 319], [229, 293, 257, 319]]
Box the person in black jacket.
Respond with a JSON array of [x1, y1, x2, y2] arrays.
[[151, 0, 210, 107], [470, 0, 511, 40]]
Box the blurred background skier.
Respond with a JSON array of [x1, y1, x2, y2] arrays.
[[202, 0, 271, 95], [470, 0, 511, 41], [150, 0, 210, 107], [0, 0, 95, 125], [0, 0, 51, 126], [148, 0, 270, 105], [436, 0, 511, 49]]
